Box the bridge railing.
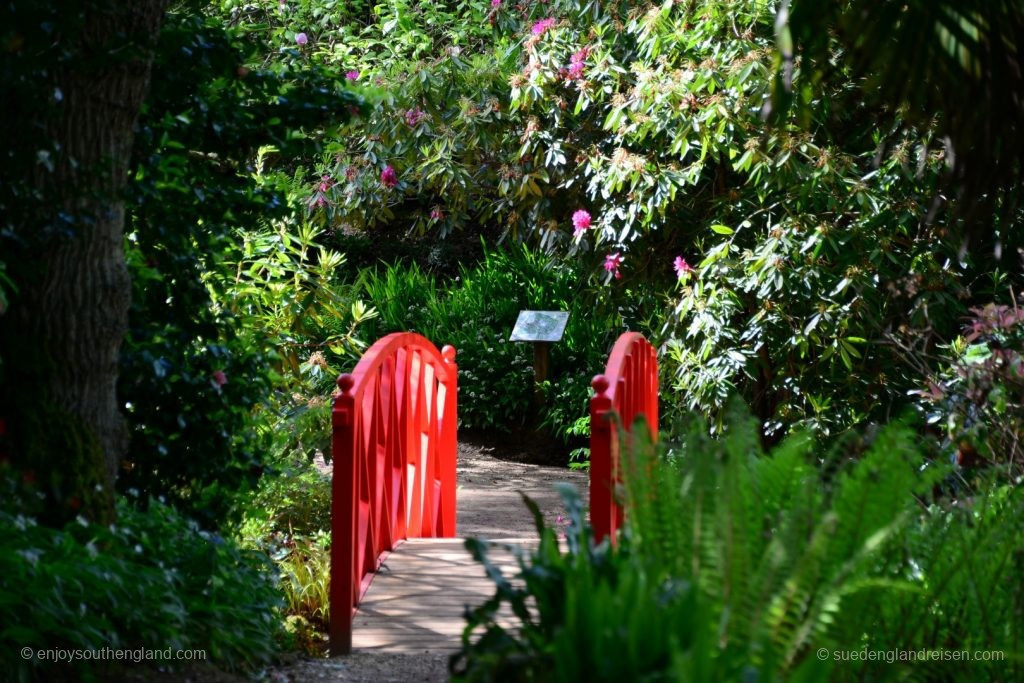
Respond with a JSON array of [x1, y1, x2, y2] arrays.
[[329, 332, 458, 655], [589, 332, 658, 544]]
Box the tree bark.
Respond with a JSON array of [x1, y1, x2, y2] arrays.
[[1, 0, 169, 521]]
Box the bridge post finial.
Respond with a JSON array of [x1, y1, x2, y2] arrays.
[[441, 345, 456, 364]]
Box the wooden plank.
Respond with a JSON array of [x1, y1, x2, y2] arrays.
[[351, 538, 530, 653]]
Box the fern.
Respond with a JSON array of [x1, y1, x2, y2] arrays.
[[456, 405, 1024, 681]]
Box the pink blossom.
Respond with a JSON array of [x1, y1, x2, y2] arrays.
[[674, 256, 695, 278], [531, 17, 556, 35], [404, 108, 426, 127], [430, 207, 444, 220], [345, 70, 360, 81], [571, 209, 591, 236], [212, 370, 228, 387], [319, 174, 332, 192], [345, 166, 358, 181], [566, 47, 589, 80], [603, 252, 624, 279], [380, 165, 398, 188], [295, 32, 308, 46], [491, 0, 501, 6], [279, 0, 286, 7]]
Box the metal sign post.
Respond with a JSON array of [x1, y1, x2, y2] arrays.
[[510, 310, 569, 407]]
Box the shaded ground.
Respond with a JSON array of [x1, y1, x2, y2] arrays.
[[266, 432, 588, 682]]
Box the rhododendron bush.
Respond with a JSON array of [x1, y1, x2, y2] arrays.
[[218, 0, 1008, 445]]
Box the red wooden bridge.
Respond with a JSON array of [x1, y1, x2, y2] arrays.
[[329, 331, 658, 657]]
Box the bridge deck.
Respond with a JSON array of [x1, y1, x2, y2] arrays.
[[348, 442, 588, 656], [351, 538, 526, 653]]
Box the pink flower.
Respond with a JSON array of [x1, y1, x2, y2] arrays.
[[404, 108, 426, 127], [345, 70, 360, 81], [279, 0, 286, 7], [491, 0, 501, 6], [531, 17, 556, 35], [380, 165, 398, 188], [345, 166, 358, 181], [430, 206, 444, 220], [674, 256, 695, 279], [566, 47, 589, 80], [319, 174, 332, 192], [295, 32, 308, 46], [212, 370, 228, 387], [571, 209, 591, 236], [603, 253, 624, 279]]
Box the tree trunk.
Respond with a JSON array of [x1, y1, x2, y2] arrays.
[[1, 0, 169, 523]]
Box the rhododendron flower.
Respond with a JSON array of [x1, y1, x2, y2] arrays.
[[404, 108, 426, 127], [531, 18, 555, 35], [604, 252, 624, 279], [430, 206, 444, 220], [319, 174, 332, 192], [491, 0, 501, 6], [295, 32, 308, 45], [674, 256, 695, 278], [380, 165, 398, 188], [571, 209, 591, 236], [345, 70, 359, 81], [212, 370, 228, 386], [566, 47, 588, 80]]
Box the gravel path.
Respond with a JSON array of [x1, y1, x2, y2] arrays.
[[267, 434, 588, 682]]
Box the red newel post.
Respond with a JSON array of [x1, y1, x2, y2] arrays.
[[590, 374, 616, 545], [440, 345, 458, 536], [330, 373, 356, 656]]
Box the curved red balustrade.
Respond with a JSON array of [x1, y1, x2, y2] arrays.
[[589, 332, 658, 544], [329, 333, 458, 655]]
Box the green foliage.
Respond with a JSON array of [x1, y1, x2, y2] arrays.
[[505, 0, 965, 439], [237, 450, 334, 650], [359, 245, 616, 441], [919, 294, 1024, 478], [455, 408, 1024, 681], [0, 483, 282, 680], [118, 5, 365, 526], [219, 218, 375, 377], [230, 0, 1001, 448], [777, 0, 1024, 242], [235, 0, 519, 238]]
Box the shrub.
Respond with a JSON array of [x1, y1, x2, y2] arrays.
[[358, 244, 620, 442], [454, 408, 1024, 681], [237, 450, 333, 651], [118, 5, 364, 526], [0, 480, 282, 680], [919, 294, 1024, 480]]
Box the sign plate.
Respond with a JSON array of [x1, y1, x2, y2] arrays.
[[509, 310, 569, 342]]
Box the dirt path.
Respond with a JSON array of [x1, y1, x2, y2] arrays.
[[268, 434, 588, 682]]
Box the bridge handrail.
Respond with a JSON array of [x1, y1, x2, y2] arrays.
[[589, 332, 658, 544], [329, 332, 457, 655]]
